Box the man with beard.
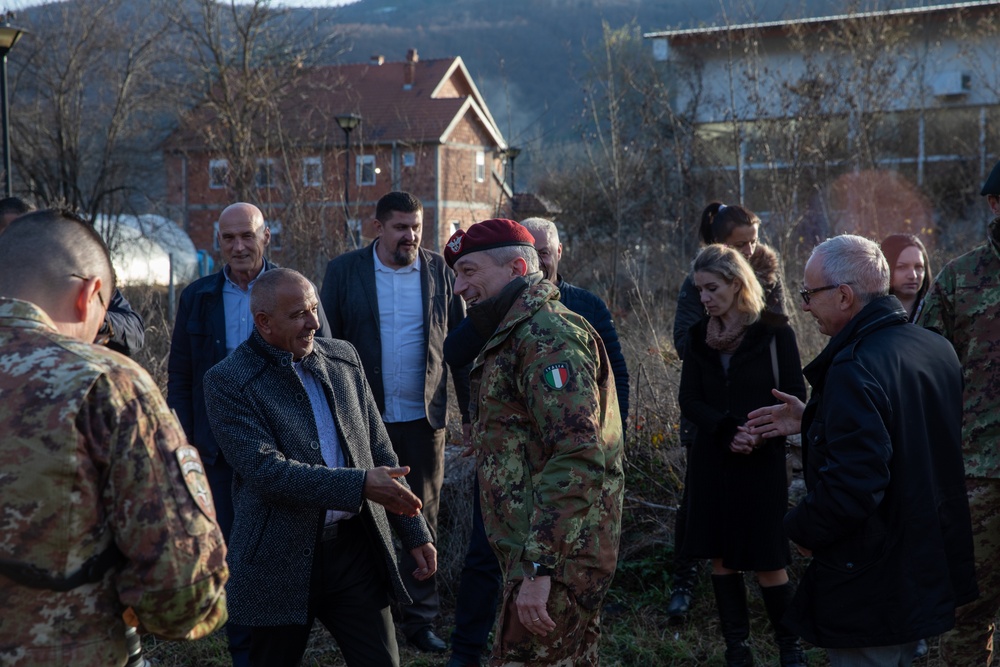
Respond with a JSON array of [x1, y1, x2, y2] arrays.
[[320, 191, 470, 653]]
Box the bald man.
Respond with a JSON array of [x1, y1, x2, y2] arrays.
[[204, 268, 435, 667], [0, 209, 228, 666], [167, 202, 330, 667]]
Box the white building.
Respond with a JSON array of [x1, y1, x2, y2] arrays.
[[645, 2, 1000, 238]]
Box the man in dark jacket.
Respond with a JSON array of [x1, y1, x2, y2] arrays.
[[167, 202, 330, 666], [319, 192, 469, 653], [204, 268, 435, 667], [747, 234, 977, 665]]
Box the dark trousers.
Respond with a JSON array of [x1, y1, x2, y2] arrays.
[[384, 419, 444, 637], [450, 475, 502, 662], [249, 517, 398, 667], [205, 455, 252, 667]]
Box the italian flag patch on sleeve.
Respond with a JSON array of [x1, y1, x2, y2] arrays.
[[543, 363, 570, 389]]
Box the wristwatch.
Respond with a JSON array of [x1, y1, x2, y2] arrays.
[[522, 561, 552, 581]]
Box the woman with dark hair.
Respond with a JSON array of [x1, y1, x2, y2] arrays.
[[679, 245, 807, 667], [667, 202, 790, 625], [880, 233, 930, 322], [881, 233, 932, 661]]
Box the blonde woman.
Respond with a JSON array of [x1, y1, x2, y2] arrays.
[[678, 245, 807, 667]]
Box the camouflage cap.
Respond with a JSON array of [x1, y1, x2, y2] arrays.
[[444, 218, 535, 268], [981, 160, 1000, 196]]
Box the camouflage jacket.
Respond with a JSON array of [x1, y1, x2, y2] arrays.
[[469, 280, 625, 611], [920, 218, 1000, 478], [0, 299, 228, 667]]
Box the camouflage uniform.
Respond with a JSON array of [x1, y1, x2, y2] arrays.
[[919, 218, 1000, 666], [470, 281, 625, 666], [0, 298, 229, 667]]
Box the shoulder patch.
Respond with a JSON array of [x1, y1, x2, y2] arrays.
[[177, 446, 216, 522], [543, 362, 570, 390]]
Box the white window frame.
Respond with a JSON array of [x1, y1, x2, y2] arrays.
[[209, 159, 229, 189], [256, 158, 276, 189], [356, 155, 376, 186], [302, 157, 322, 187], [475, 150, 485, 183], [267, 219, 282, 251]]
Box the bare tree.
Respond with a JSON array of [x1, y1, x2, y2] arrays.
[[162, 0, 349, 280], [11, 0, 173, 221]]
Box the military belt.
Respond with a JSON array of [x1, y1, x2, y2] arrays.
[[0, 543, 125, 592]]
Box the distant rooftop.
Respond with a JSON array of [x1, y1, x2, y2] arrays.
[[643, 1, 1000, 40]]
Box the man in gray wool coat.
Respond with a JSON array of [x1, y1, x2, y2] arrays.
[[204, 267, 436, 667]]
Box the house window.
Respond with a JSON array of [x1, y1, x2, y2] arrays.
[[357, 155, 376, 186], [209, 159, 229, 189], [302, 157, 322, 187], [268, 220, 282, 251], [213, 221, 220, 251], [256, 159, 276, 188], [450, 220, 461, 236], [403, 151, 416, 167], [475, 151, 485, 182]]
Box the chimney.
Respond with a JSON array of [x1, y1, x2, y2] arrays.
[[371, 55, 385, 66], [404, 48, 419, 88]]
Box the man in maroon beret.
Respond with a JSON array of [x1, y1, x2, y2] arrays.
[[444, 219, 624, 666]]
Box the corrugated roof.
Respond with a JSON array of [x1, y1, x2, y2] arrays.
[[643, 1, 999, 40]]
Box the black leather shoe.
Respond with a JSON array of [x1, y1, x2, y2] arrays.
[[445, 656, 481, 667], [666, 588, 692, 625], [408, 628, 447, 653]]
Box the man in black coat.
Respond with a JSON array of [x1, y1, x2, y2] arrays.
[[747, 234, 977, 665], [319, 191, 469, 654], [168, 202, 330, 666], [204, 268, 435, 667]]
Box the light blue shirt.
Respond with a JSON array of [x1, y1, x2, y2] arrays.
[[373, 242, 426, 423], [294, 361, 356, 524], [222, 263, 266, 355]]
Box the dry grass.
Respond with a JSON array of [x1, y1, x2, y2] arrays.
[[123, 274, 959, 666]]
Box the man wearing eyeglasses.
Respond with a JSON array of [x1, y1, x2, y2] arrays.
[[919, 159, 1000, 666], [0, 209, 229, 666], [747, 234, 976, 666]]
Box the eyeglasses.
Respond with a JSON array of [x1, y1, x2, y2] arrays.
[[70, 273, 113, 346], [799, 284, 839, 304]]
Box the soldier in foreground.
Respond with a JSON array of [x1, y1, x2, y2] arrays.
[[0, 210, 228, 666], [920, 160, 1000, 665], [444, 218, 624, 666]]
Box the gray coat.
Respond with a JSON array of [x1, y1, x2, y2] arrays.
[[204, 331, 432, 626]]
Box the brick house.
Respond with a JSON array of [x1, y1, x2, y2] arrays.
[[163, 49, 510, 261]]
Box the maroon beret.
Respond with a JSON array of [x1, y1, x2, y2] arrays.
[[444, 218, 536, 268]]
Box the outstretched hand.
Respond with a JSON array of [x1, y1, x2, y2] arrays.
[[363, 466, 423, 517], [746, 389, 805, 439]]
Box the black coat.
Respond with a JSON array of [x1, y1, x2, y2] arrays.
[[785, 296, 977, 648], [319, 243, 471, 428], [678, 312, 806, 570]]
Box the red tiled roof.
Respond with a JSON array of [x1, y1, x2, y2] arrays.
[[166, 57, 504, 152]]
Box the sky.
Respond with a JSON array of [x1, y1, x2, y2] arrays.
[[3, 0, 356, 9]]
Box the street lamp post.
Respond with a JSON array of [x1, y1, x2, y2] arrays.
[[506, 146, 521, 216], [335, 113, 362, 248], [0, 15, 25, 198]]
